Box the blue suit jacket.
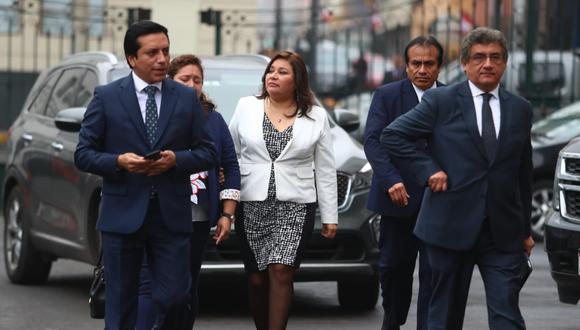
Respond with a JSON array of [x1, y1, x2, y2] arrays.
[[381, 81, 533, 252], [364, 79, 440, 217], [74, 74, 217, 234], [203, 109, 240, 227]]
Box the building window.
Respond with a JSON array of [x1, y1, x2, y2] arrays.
[[0, 0, 20, 33], [42, 0, 104, 37], [88, 0, 104, 37], [43, 0, 72, 36]]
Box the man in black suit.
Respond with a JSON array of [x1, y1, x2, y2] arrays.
[[381, 27, 534, 330], [364, 36, 444, 330]]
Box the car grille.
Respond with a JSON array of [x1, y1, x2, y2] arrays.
[[337, 172, 351, 208], [209, 233, 366, 262], [564, 190, 580, 218], [565, 157, 580, 176]]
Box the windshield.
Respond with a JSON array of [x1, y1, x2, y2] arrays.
[[106, 66, 263, 123], [203, 67, 264, 123], [532, 101, 580, 140], [109, 65, 334, 127], [109, 67, 131, 82]]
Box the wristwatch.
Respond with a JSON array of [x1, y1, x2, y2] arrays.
[[220, 212, 235, 223]]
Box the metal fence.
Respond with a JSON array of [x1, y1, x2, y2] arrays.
[[1, 0, 580, 132], [253, 0, 580, 117], [0, 1, 150, 132]]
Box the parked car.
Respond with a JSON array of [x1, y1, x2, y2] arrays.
[[545, 136, 580, 304], [2, 52, 380, 309], [530, 101, 580, 239]]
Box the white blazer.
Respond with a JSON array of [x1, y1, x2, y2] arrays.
[[229, 96, 338, 224]]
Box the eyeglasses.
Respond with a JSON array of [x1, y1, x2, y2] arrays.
[[469, 53, 504, 65]]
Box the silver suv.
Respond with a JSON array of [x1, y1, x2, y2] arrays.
[[545, 136, 580, 304], [2, 52, 380, 309]]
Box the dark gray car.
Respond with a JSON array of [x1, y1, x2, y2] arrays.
[[2, 52, 380, 309]]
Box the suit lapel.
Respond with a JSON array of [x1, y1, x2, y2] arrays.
[[155, 79, 177, 147], [275, 112, 298, 161], [401, 79, 419, 114], [495, 88, 511, 160], [458, 81, 488, 160], [119, 74, 149, 145]]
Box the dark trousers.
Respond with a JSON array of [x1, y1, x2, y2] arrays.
[[379, 215, 431, 330], [425, 220, 526, 330], [137, 221, 210, 330], [102, 198, 191, 330]]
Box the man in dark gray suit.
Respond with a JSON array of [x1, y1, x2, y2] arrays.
[[381, 27, 535, 330]]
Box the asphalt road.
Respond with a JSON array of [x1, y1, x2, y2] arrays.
[[0, 219, 579, 329]]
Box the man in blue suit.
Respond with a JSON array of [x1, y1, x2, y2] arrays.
[[74, 21, 216, 329], [364, 36, 443, 330], [381, 27, 535, 330]]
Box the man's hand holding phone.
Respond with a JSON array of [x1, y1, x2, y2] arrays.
[[143, 150, 176, 176], [144, 150, 161, 160]]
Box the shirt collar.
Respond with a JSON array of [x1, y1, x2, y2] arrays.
[[411, 80, 437, 94], [467, 80, 499, 99], [132, 71, 163, 93]]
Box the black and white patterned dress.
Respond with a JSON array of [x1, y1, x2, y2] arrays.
[[238, 113, 315, 272]]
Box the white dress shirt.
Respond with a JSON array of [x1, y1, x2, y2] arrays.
[[132, 71, 162, 122], [411, 81, 437, 102], [467, 80, 501, 138]]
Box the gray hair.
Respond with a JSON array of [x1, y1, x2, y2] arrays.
[[460, 27, 508, 64]]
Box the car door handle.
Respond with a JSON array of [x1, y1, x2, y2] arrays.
[[21, 133, 33, 142], [51, 142, 64, 151]]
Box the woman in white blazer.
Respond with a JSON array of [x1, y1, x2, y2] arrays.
[[229, 51, 337, 330]]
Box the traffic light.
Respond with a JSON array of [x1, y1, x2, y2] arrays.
[[127, 7, 151, 26], [200, 9, 220, 26], [199, 8, 223, 55]]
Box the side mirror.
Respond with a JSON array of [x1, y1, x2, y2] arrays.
[[332, 108, 360, 132], [55, 107, 86, 132]]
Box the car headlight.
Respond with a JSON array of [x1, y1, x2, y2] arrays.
[[553, 153, 562, 211], [352, 162, 373, 191], [368, 214, 382, 244]]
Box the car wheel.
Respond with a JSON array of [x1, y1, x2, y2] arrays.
[[530, 179, 553, 241], [337, 275, 379, 310], [3, 186, 52, 284]]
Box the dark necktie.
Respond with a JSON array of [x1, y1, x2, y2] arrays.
[[481, 93, 497, 160], [144, 85, 158, 146]]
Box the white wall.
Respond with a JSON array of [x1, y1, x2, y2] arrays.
[[151, 0, 202, 56]]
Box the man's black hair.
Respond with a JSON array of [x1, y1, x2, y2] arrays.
[[123, 20, 169, 68], [404, 36, 444, 67]]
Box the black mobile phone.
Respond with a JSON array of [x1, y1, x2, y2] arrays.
[[144, 150, 161, 160]]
